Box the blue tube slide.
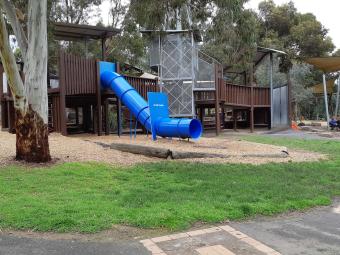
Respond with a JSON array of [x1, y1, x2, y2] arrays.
[[100, 71, 202, 139]]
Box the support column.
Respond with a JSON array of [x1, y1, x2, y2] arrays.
[[269, 52, 274, 129], [75, 107, 79, 126], [214, 65, 221, 135], [59, 52, 67, 136], [96, 61, 102, 136], [335, 78, 340, 116], [101, 37, 107, 61], [233, 109, 237, 131], [117, 97, 122, 137], [323, 73, 330, 128], [250, 64, 254, 133], [104, 99, 110, 135]]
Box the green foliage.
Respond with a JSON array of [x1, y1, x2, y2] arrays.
[[49, 0, 102, 24], [203, 3, 258, 68], [1, 137, 340, 232], [257, 0, 336, 120], [258, 0, 335, 60]]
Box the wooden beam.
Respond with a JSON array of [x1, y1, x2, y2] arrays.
[[214, 64, 221, 135], [117, 97, 122, 137], [104, 98, 110, 135], [58, 52, 67, 136], [101, 37, 107, 61], [96, 61, 102, 136]]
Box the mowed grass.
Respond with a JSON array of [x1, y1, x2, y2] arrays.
[[0, 136, 340, 233]]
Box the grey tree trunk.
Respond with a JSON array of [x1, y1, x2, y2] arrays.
[[0, 0, 50, 162]]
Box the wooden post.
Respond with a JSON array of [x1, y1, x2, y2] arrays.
[[75, 107, 79, 126], [117, 97, 122, 136], [83, 105, 91, 132], [59, 52, 67, 136], [101, 37, 107, 61], [199, 106, 204, 124], [250, 64, 254, 133], [1, 101, 5, 129], [233, 108, 237, 131], [7, 100, 14, 133], [96, 61, 102, 136], [104, 98, 110, 135]]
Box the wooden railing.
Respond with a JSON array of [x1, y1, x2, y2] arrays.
[[195, 81, 270, 107], [123, 75, 159, 99]]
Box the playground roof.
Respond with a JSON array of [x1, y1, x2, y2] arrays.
[[255, 47, 286, 66], [311, 78, 336, 94], [305, 57, 340, 73], [53, 22, 120, 41]]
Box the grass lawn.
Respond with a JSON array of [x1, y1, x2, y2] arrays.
[[0, 135, 340, 233]]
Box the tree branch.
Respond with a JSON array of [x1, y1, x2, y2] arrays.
[[2, 0, 28, 60], [0, 5, 26, 112]]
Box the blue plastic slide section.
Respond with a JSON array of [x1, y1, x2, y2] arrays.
[[99, 62, 202, 139]]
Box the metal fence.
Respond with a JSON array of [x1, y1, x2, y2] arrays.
[[157, 32, 218, 117], [272, 85, 289, 127]]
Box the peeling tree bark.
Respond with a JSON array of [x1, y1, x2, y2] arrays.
[[0, 0, 50, 162]]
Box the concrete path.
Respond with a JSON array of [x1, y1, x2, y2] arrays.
[[231, 199, 340, 255], [1, 200, 339, 255], [0, 235, 148, 255], [140, 199, 340, 255]]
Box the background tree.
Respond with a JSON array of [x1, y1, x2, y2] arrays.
[[50, 0, 102, 24], [114, 0, 258, 70], [0, 0, 50, 162], [257, 0, 335, 121]]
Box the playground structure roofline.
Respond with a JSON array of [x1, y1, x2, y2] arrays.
[[53, 22, 120, 41]]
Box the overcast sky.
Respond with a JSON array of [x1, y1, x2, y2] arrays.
[[99, 0, 339, 50]]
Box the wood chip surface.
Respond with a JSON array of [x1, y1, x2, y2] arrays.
[[0, 131, 325, 167]]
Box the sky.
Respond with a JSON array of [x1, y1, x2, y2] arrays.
[[99, 0, 339, 50]]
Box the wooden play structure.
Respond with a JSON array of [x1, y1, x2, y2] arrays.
[[1, 23, 158, 136], [195, 47, 289, 134], [0, 23, 289, 136]]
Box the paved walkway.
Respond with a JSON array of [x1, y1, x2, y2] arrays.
[[141, 199, 340, 255], [1, 200, 339, 255]]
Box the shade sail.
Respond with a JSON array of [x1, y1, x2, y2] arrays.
[[305, 57, 340, 73], [311, 79, 336, 94]]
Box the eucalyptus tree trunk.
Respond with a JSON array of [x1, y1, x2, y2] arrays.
[[0, 0, 50, 162]]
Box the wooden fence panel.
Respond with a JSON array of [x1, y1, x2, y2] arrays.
[[59, 52, 97, 96]]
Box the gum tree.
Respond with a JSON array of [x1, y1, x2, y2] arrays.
[[0, 0, 50, 162]]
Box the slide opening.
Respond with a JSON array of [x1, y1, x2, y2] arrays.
[[189, 119, 203, 139]]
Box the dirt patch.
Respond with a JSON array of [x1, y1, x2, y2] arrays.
[[0, 131, 325, 167], [0, 225, 168, 243]]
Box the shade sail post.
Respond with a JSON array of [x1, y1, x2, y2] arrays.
[[323, 73, 330, 127], [335, 77, 340, 116], [269, 52, 274, 128]]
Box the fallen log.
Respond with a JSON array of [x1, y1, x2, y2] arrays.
[[170, 150, 227, 159], [240, 151, 289, 158], [109, 143, 227, 159], [110, 143, 172, 159]]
